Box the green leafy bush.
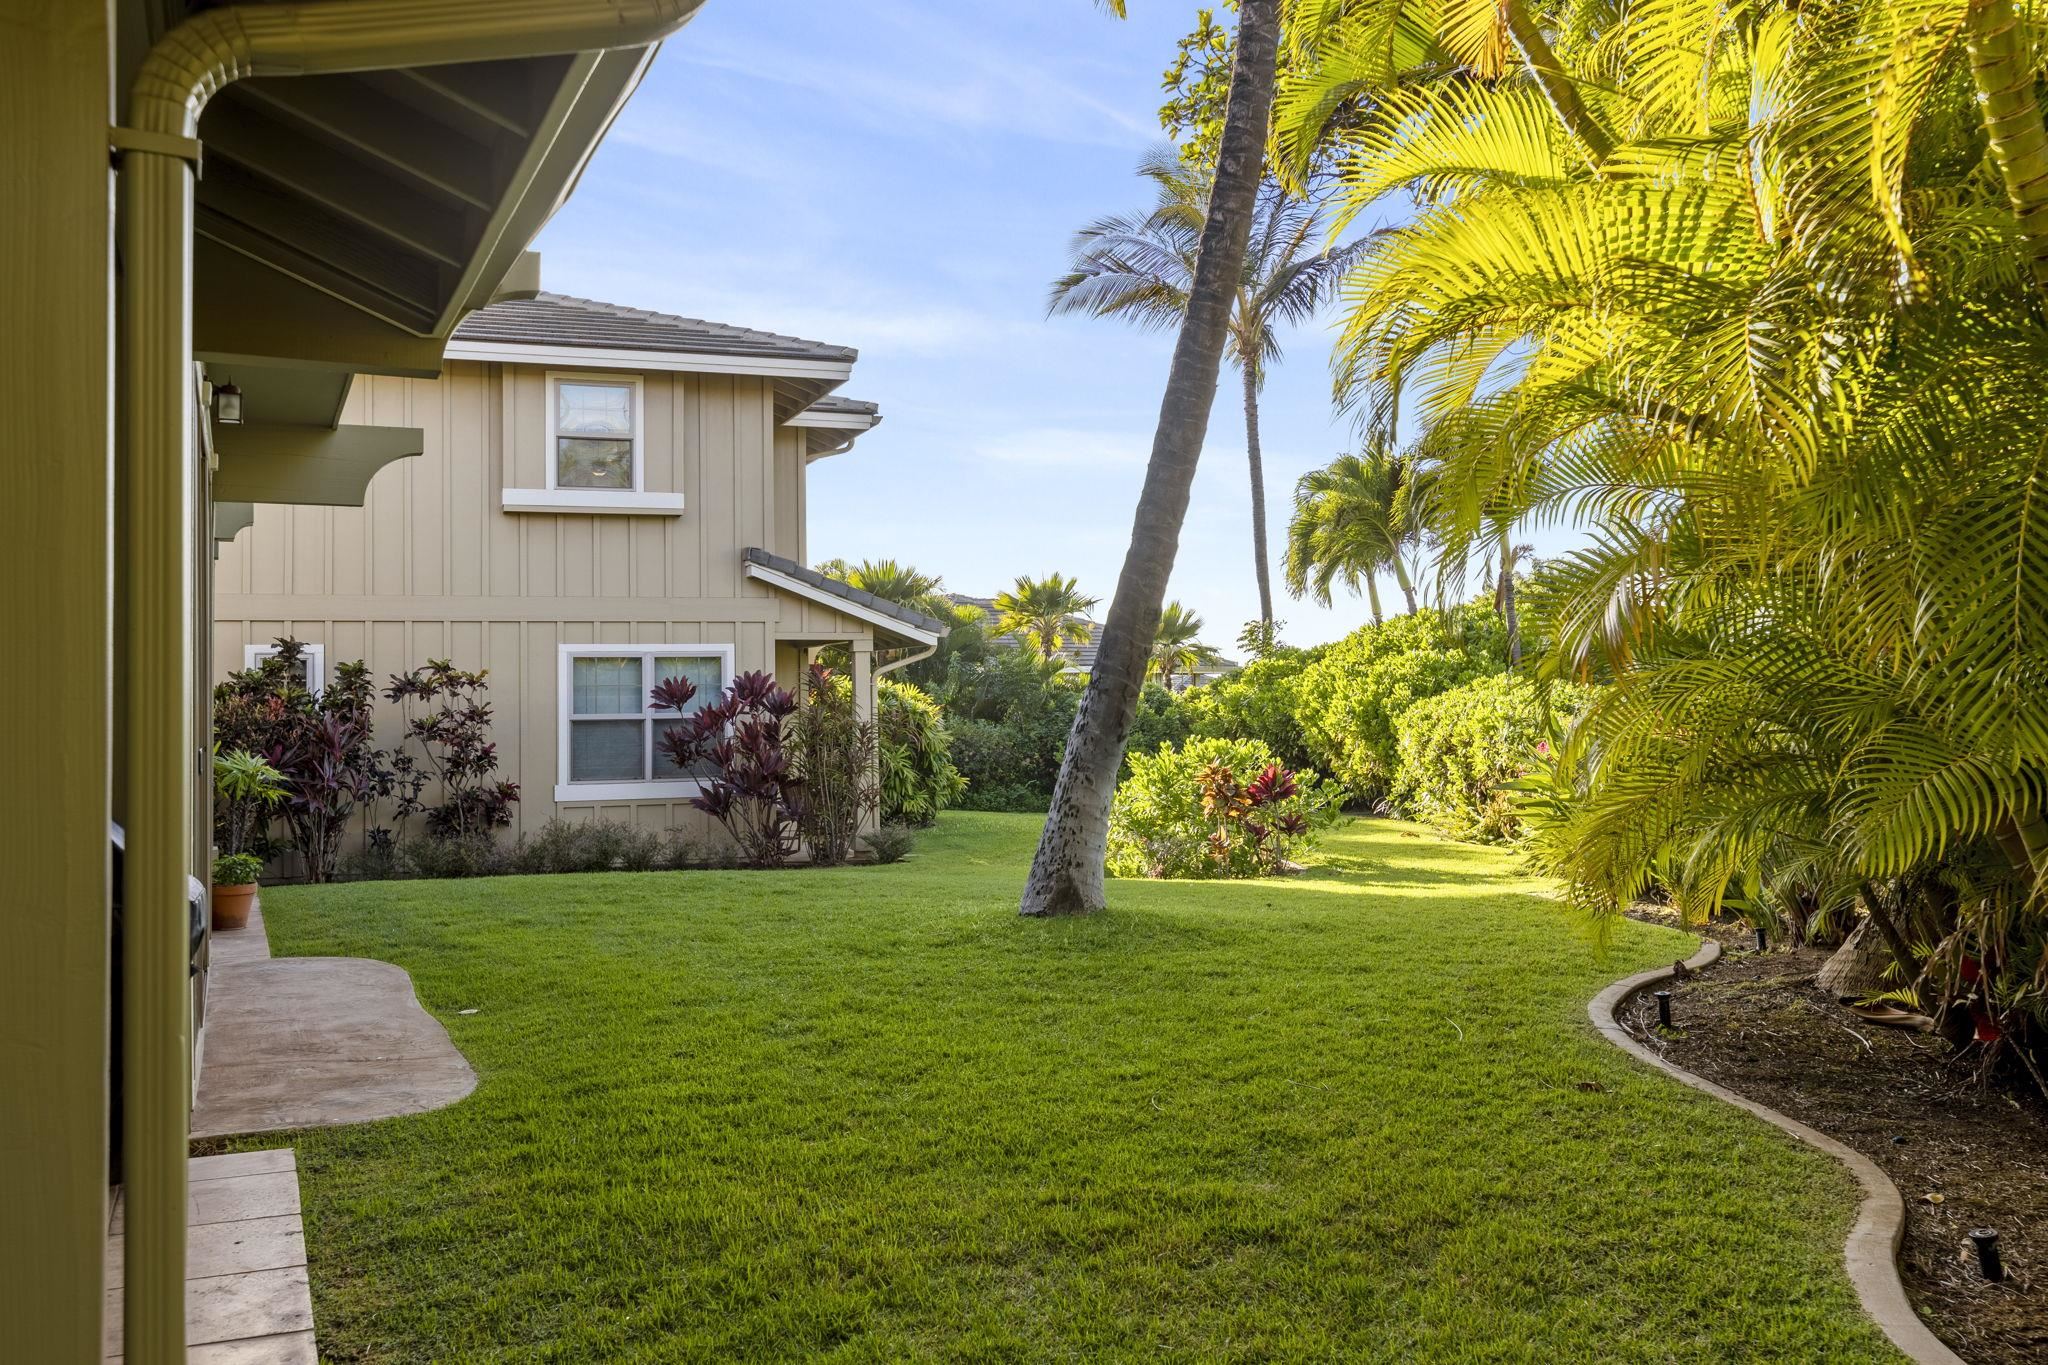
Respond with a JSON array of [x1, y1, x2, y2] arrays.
[[211, 852, 265, 886], [1391, 675, 1589, 842], [878, 679, 966, 825], [1107, 736, 1343, 880], [1179, 648, 1322, 774], [1294, 606, 1507, 803]]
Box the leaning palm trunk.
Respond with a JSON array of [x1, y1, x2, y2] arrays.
[[1503, 2, 1613, 164], [1243, 361, 1274, 625], [1020, 0, 1281, 916], [1967, 0, 2048, 294]]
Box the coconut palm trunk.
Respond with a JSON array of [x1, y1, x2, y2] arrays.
[[1967, 0, 2048, 294], [1503, 3, 1614, 164], [1021, 0, 1280, 917], [1243, 360, 1274, 625], [1364, 573, 1384, 626]]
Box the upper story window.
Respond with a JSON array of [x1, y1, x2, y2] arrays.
[[549, 373, 642, 492], [503, 370, 682, 515]]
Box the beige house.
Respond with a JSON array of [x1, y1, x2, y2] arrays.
[[215, 289, 943, 846]]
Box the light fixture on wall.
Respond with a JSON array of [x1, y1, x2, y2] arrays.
[[213, 380, 243, 425]]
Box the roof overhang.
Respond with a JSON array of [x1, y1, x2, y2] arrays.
[[789, 406, 882, 460], [190, 45, 668, 362], [744, 560, 941, 648]]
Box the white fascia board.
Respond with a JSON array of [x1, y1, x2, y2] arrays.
[[446, 338, 854, 382], [502, 488, 685, 515], [743, 562, 941, 645], [787, 411, 877, 430]]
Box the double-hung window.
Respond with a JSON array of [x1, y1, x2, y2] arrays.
[[555, 644, 733, 801], [549, 373, 642, 492], [503, 371, 682, 515]]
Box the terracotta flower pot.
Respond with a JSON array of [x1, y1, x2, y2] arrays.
[[211, 882, 258, 931]]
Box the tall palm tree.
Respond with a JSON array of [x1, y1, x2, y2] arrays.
[[1148, 601, 1218, 688], [1484, 532, 1535, 667], [1049, 150, 1366, 628], [1282, 449, 1416, 625], [1023, 0, 1283, 917], [992, 574, 1099, 663]]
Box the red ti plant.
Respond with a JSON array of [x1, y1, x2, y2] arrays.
[[1198, 760, 1312, 876], [651, 669, 805, 867], [382, 660, 520, 841]]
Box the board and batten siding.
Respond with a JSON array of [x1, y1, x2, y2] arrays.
[[215, 360, 869, 843]]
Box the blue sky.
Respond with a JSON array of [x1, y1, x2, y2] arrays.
[[533, 1, 1392, 649]]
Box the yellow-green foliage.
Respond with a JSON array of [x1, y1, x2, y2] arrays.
[[1391, 675, 1590, 842], [1294, 606, 1506, 801]]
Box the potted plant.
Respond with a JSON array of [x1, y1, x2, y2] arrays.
[[210, 852, 264, 930]]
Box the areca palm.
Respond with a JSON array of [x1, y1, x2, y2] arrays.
[[993, 574, 1100, 663], [1049, 151, 1366, 627], [1149, 601, 1219, 688], [1283, 448, 1416, 625], [1273, 0, 2048, 1072]]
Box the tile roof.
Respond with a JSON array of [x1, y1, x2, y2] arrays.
[[453, 292, 858, 364], [744, 549, 949, 637]]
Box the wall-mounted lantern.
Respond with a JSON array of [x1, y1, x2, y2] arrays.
[[213, 381, 243, 425]]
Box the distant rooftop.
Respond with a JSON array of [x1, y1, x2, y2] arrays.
[[453, 292, 857, 364]]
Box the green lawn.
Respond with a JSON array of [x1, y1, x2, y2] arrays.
[[249, 814, 1901, 1363]]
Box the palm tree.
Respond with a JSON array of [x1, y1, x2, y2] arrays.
[[1148, 601, 1218, 688], [992, 574, 1099, 663], [1049, 150, 1365, 628], [816, 558, 950, 621], [1484, 533, 1535, 667], [1282, 449, 1416, 625], [1022, 0, 1283, 917]]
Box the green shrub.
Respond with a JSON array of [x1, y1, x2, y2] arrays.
[[512, 818, 672, 875], [878, 679, 966, 825], [211, 852, 264, 886], [861, 824, 919, 864], [1107, 736, 1344, 880], [1126, 679, 1194, 763], [1179, 649, 1321, 774], [1294, 606, 1507, 803], [1390, 675, 1590, 842], [398, 832, 512, 880]]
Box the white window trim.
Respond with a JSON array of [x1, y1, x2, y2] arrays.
[[544, 370, 646, 495], [555, 643, 736, 803], [244, 641, 325, 692]]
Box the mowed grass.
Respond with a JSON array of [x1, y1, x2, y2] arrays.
[[251, 814, 1902, 1363]]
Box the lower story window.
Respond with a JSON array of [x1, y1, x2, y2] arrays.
[[244, 641, 325, 693], [556, 644, 733, 801]]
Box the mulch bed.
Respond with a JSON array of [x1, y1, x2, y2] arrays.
[[1614, 918, 2047, 1364]]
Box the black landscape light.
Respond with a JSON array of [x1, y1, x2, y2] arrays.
[[1755, 925, 1768, 952], [1653, 990, 1673, 1028], [1969, 1229, 2006, 1283]]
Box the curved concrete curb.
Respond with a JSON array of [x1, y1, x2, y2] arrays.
[[1589, 941, 1966, 1365]]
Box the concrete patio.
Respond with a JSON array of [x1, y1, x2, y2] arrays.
[[190, 901, 476, 1139], [100, 902, 478, 1357]]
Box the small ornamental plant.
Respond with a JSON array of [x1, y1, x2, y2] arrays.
[[211, 852, 265, 888], [383, 660, 521, 840], [1107, 736, 1343, 880], [651, 669, 805, 868]]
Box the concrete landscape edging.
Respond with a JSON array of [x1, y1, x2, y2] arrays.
[[1588, 940, 1967, 1365]]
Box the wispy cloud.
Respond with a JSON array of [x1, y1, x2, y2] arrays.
[[673, 6, 1152, 150]]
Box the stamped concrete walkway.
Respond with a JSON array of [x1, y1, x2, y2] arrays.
[[190, 901, 477, 1139], [105, 1149, 315, 1363]]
